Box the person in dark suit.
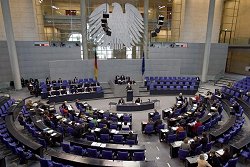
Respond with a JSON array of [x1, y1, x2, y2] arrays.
[[135, 98, 141, 103], [154, 109, 159, 115], [118, 98, 125, 104], [190, 136, 200, 156], [208, 150, 221, 167], [126, 131, 136, 141], [200, 132, 208, 149], [100, 125, 110, 134], [100, 117, 108, 125], [58, 78, 62, 83], [73, 77, 78, 83], [46, 77, 51, 85], [220, 147, 232, 165], [126, 83, 132, 91]]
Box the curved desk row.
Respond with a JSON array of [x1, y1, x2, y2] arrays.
[[230, 98, 250, 154], [116, 102, 154, 111], [48, 149, 156, 167], [209, 99, 236, 141], [48, 92, 104, 103], [150, 89, 198, 95], [30, 114, 63, 144], [70, 138, 145, 152], [5, 114, 43, 156]]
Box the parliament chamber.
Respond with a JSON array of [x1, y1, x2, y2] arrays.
[[0, 0, 250, 167]]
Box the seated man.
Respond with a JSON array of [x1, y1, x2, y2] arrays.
[[154, 109, 159, 115], [100, 125, 110, 134], [190, 136, 200, 155], [135, 97, 141, 103], [118, 98, 125, 104], [177, 93, 184, 102], [58, 78, 63, 83], [26, 100, 34, 110]]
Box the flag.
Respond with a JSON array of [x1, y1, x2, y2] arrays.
[[94, 49, 98, 80], [142, 52, 145, 75]]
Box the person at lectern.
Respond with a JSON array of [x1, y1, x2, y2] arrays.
[[126, 83, 132, 91]]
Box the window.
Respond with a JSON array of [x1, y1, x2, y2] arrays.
[[68, 32, 83, 59], [96, 46, 113, 59]]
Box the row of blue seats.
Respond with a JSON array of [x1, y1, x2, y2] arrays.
[[40, 78, 97, 86], [40, 158, 72, 167], [62, 143, 145, 161], [221, 86, 250, 105], [145, 76, 198, 81], [0, 120, 34, 164], [149, 85, 197, 90], [0, 99, 15, 117], [233, 77, 250, 92], [146, 81, 199, 86]]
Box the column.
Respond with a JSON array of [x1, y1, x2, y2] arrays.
[[81, 0, 89, 59], [201, 0, 216, 82], [1, 0, 22, 90], [143, 0, 149, 59]]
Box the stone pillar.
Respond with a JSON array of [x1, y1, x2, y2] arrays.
[[201, 0, 216, 82], [81, 0, 89, 59], [1, 0, 22, 90], [143, 0, 149, 59]]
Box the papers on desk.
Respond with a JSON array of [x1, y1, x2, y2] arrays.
[[97, 119, 101, 122], [39, 108, 44, 112], [211, 107, 217, 111], [91, 142, 102, 147], [61, 118, 67, 122], [188, 121, 196, 126], [208, 113, 212, 116], [43, 128, 50, 131], [117, 114, 123, 118], [188, 139, 194, 144], [177, 101, 182, 104], [32, 103, 38, 107], [174, 141, 183, 147], [47, 130, 54, 134], [99, 110, 104, 113], [56, 115, 62, 119], [110, 129, 119, 134], [187, 112, 192, 115], [67, 105, 73, 111], [171, 127, 178, 131], [95, 128, 101, 132], [164, 108, 173, 114], [191, 97, 196, 101], [136, 103, 141, 105], [51, 133, 57, 136], [216, 149, 224, 156], [36, 119, 42, 123], [161, 129, 169, 133], [100, 144, 106, 148], [30, 108, 34, 111]]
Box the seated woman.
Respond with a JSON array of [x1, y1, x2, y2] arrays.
[[61, 101, 69, 116], [180, 138, 191, 151]]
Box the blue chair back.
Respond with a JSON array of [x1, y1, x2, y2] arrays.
[[133, 152, 145, 161], [100, 134, 110, 143], [102, 150, 113, 160], [178, 149, 189, 160], [117, 151, 128, 160]]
